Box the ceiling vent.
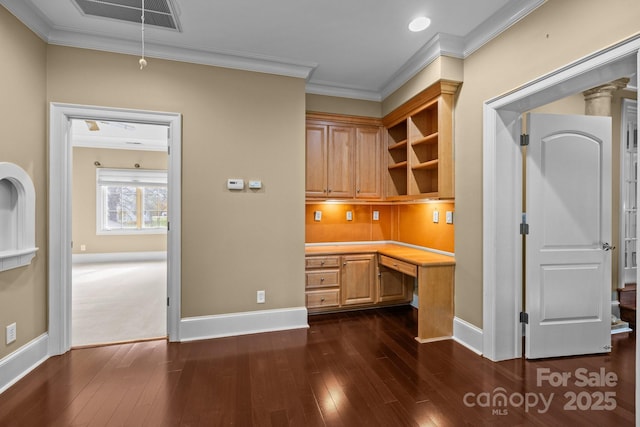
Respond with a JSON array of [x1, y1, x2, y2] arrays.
[[72, 0, 180, 31]]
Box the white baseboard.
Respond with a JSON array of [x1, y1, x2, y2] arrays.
[[452, 317, 483, 356], [180, 307, 309, 342], [0, 334, 49, 395], [72, 251, 167, 264]]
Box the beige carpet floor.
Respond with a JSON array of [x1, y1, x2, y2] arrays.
[[72, 260, 167, 347]]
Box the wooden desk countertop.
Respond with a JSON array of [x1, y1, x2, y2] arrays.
[[305, 243, 455, 267]]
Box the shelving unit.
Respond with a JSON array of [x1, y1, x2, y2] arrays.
[[621, 99, 638, 287], [383, 80, 459, 200]]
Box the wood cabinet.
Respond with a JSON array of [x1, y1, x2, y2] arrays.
[[378, 266, 413, 303], [383, 80, 460, 200], [306, 113, 383, 200], [305, 256, 341, 310], [341, 254, 376, 306], [305, 252, 413, 312]]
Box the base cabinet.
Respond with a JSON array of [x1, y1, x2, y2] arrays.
[[306, 253, 413, 313], [379, 266, 412, 303], [341, 254, 376, 306]]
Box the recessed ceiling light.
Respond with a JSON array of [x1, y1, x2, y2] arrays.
[[409, 16, 431, 32]]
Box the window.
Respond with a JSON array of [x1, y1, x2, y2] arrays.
[[97, 168, 168, 234]]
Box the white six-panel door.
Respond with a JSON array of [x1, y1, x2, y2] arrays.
[[525, 113, 612, 359]]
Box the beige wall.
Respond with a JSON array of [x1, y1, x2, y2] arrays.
[[453, 0, 640, 328], [72, 147, 168, 254], [46, 46, 306, 318], [0, 7, 47, 359]]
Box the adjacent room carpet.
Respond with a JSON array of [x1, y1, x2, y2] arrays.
[[71, 260, 167, 347]]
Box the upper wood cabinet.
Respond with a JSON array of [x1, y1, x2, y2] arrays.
[[383, 80, 460, 200], [306, 113, 383, 200]]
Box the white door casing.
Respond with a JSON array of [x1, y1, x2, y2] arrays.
[[525, 113, 612, 359], [49, 103, 182, 356]]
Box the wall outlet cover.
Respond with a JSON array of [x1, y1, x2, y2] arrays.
[[446, 211, 454, 224], [373, 210, 379, 221], [314, 211, 322, 221], [257, 290, 266, 304], [346, 211, 353, 221], [6, 323, 16, 345], [432, 211, 439, 223]]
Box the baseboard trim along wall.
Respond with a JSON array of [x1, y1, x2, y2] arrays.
[[179, 307, 309, 342], [0, 333, 49, 395], [72, 251, 167, 264], [452, 317, 483, 356]]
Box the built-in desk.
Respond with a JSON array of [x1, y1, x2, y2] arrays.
[[305, 243, 455, 343]]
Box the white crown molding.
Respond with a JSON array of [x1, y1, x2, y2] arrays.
[[1, 0, 546, 100], [380, 33, 465, 100], [463, 0, 547, 57], [47, 28, 317, 80], [0, 0, 51, 40], [305, 82, 383, 102], [379, 0, 546, 100]]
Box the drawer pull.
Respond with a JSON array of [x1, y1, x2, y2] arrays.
[[321, 260, 325, 265], [321, 297, 325, 302], [320, 277, 324, 282]]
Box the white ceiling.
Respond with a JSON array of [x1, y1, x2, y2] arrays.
[[1, 0, 546, 101]]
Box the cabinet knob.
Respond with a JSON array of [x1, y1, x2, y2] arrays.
[[320, 277, 324, 281], [357, 188, 360, 193], [320, 297, 325, 302], [320, 260, 325, 265]]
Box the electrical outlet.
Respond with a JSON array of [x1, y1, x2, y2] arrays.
[[314, 211, 322, 221], [257, 290, 265, 304], [432, 210, 439, 223], [80, 244, 87, 251], [6, 323, 16, 345], [446, 211, 454, 224], [373, 210, 379, 221], [346, 211, 353, 221]]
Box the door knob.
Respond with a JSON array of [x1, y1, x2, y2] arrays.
[[602, 242, 615, 251]]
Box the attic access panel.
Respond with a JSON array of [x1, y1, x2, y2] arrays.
[[73, 0, 180, 31]]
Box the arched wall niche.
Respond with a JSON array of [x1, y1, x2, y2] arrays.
[[0, 162, 38, 272]]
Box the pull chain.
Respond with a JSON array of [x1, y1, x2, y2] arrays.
[[139, 0, 147, 69]]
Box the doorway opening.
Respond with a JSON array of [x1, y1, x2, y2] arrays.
[[49, 104, 182, 356], [70, 119, 169, 347], [482, 35, 640, 362]]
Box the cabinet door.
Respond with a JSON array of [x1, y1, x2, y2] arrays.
[[379, 267, 412, 303], [326, 126, 354, 198], [341, 254, 376, 305], [306, 124, 328, 197], [355, 127, 382, 199]]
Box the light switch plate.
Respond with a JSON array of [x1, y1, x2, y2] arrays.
[[446, 211, 454, 224], [432, 210, 439, 223]]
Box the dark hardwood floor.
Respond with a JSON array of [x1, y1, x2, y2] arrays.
[[0, 306, 634, 426]]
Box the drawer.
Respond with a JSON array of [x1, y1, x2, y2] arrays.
[[305, 256, 341, 269], [379, 255, 417, 277], [306, 269, 340, 289], [306, 290, 340, 308]]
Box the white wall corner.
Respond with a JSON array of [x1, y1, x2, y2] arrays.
[[0, 334, 49, 395], [453, 317, 483, 356], [179, 307, 309, 342]]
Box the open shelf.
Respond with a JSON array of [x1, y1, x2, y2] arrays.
[[382, 80, 459, 199], [412, 159, 438, 170]]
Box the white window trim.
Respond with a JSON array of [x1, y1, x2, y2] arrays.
[[95, 168, 168, 235]]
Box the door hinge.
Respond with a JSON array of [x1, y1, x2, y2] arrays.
[[167, 221, 170, 231], [167, 145, 171, 155], [520, 212, 529, 235], [520, 312, 529, 324], [167, 297, 170, 307], [520, 134, 529, 146]]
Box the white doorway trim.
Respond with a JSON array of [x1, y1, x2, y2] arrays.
[[482, 34, 640, 362], [48, 103, 182, 356]]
